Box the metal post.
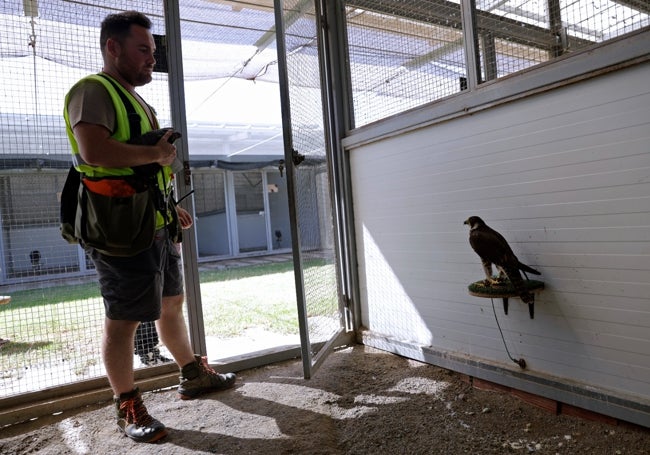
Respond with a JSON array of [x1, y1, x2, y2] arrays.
[[548, 0, 565, 57], [460, 0, 482, 88], [162, 0, 207, 356], [481, 31, 498, 81], [319, 0, 360, 333]]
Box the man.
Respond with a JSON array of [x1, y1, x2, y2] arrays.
[[64, 11, 235, 443]]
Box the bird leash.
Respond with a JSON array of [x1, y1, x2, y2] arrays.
[[490, 298, 527, 369]]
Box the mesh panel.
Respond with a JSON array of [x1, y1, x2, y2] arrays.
[[175, 1, 278, 81], [346, 0, 467, 126], [0, 0, 292, 394], [345, 0, 649, 126], [192, 171, 226, 216], [0, 0, 169, 397], [558, 0, 649, 42], [234, 172, 264, 213], [474, 0, 649, 81], [174, 3, 300, 359], [282, 0, 342, 358]]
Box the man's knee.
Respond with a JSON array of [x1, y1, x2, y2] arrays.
[[161, 294, 184, 313], [103, 319, 139, 345], [105, 318, 140, 332]]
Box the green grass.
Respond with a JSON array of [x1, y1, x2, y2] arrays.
[[0, 259, 338, 375], [199, 261, 300, 336], [199, 260, 296, 283], [0, 283, 103, 312], [199, 258, 337, 336]]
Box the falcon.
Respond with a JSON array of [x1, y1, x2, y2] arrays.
[[463, 216, 540, 304]]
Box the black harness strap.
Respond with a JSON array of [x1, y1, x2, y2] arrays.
[[96, 73, 142, 139], [96, 74, 171, 222]]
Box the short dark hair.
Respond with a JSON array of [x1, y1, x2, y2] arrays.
[[100, 11, 152, 53]]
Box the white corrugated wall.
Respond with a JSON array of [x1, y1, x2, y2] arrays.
[[349, 62, 650, 421]]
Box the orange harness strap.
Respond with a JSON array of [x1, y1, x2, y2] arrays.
[[82, 178, 137, 197]]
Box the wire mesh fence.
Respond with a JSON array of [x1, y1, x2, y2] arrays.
[[346, 0, 467, 126], [1, 0, 301, 400], [345, 0, 649, 127], [475, 0, 649, 80], [0, 0, 170, 397], [280, 0, 343, 361]]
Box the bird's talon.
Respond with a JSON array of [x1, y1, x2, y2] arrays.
[[484, 277, 506, 287]]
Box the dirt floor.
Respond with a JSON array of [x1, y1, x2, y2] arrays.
[[1, 344, 648, 454]]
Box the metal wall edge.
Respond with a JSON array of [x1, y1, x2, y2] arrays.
[[358, 329, 650, 429]]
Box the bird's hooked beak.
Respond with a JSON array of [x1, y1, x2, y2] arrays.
[[464, 217, 477, 230]]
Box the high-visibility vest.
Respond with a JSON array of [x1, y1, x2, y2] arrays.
[[63, 73, 173, 229]]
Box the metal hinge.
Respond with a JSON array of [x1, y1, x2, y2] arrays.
[[343, 298, 354, 332], [292, 149, 305, 166]]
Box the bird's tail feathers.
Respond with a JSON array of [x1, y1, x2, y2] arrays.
[[506, 269, 535, 305], [518, 262, 540, 276]]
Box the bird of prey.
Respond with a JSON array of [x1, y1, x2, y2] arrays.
[[464, 216, 540, 305]]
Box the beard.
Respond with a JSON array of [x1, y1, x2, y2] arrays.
[[129, 66, 153, 87], [116, 58, 153, 87]]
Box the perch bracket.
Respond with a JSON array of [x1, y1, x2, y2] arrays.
[[468, 279, 544, 319]]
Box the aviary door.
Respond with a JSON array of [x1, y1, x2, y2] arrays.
[[274, 0, 348, 378]]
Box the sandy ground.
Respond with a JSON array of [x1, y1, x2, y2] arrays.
[[0, 345, 648, 454]]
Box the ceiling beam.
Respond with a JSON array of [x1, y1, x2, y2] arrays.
[[204, 0, 275, 13], [348, 0, 594, 50]]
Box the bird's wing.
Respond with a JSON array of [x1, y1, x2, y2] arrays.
[[490, 227, 541, 275], [470, 226, 513, 266], [487, 226, 517, 258]]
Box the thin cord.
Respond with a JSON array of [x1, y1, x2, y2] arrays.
[[28, 13, 43, 153], [491, 298, 526, 368], [175, 190, 195, 205]]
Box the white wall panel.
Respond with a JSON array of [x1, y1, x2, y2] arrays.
[[350, 62, 650, 407]]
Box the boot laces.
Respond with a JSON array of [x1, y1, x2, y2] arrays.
[[120, 394, 154, 426], [198, 356, 219, 377]]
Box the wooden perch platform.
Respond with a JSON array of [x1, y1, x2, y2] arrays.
[[468, 279, 544, 319]]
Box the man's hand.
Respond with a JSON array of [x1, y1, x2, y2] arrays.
[[155, 130, 177, 167], [175, 206, 193, 229]]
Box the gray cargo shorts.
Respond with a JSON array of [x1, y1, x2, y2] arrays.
[[88, 228, 184, 321]]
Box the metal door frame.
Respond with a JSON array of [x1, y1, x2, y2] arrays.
[[274, 0, 354, 378]]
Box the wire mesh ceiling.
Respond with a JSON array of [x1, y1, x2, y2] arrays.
[[1, 0, 279, 82], [2, 0, 647, 85]]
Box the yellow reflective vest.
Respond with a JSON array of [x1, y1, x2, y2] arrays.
[[63, 73, 173, 230]]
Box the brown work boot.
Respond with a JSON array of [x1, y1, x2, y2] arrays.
[[114, 388, 167, 443], [178, 355, 236, 400]]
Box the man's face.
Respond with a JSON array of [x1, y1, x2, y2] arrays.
[[113, 25, 156, 87]]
